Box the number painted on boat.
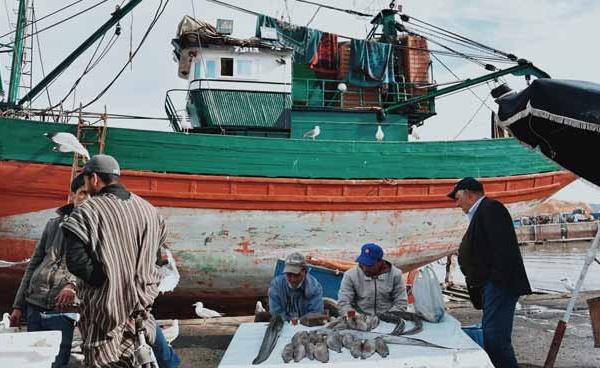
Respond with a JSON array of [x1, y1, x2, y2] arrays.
[[234, 46, 259, 54]]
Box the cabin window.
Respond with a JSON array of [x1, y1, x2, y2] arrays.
[[220, 58, 234, 76], [205, 60, 216, 78], [237, 60, 254, 77], [194, 62, 201, 80]]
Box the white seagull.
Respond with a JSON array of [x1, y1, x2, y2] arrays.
[[158, 248, 180, 293], [375, 125, 384, 142], [303, 125, 320, 140], [255, 301, 266, 314], [44, 132, 90, 160], [179, 110, 192, 134], [1, 312, 10, 329], [560, 277, 575, 292], [193, 302, 222, 324]]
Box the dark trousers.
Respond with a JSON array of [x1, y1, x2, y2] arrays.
[[481, 282, 519, 368], [26, 303, 75, 368]]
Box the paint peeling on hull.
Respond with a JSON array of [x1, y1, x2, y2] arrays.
[[0, 200, 541, 315]]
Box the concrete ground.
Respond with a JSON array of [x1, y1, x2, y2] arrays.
[[170, 291, 600, 368]]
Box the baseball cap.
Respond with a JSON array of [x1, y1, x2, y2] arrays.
[[283, 252, 307, 274], [447, 177, 483, 200], [356, 243, 384, 267], [82, 154, 120, 176]]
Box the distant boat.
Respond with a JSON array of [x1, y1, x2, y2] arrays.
[[0, 1, 574, 314]]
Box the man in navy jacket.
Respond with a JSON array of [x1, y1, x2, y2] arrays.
[[448, 177, 531, 368]]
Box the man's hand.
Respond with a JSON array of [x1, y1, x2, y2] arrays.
[[55, 284, 77, 310], [10, 308, 22, 327]]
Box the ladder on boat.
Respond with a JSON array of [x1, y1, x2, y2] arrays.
[[69, 106, 108, 191]]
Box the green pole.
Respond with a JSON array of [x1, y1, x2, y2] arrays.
[[383, 62, 550, 114], [7, 0, 28, 105], [18, 0, 144, 107]]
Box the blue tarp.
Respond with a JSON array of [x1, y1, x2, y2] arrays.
[[256, 15, 322, 64], [496, 79, 600, 186]]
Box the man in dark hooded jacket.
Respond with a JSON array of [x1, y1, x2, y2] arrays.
[[10, 174, 88, 367]]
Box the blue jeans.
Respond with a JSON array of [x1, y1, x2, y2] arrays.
[[153, 321, 181, 368], [26, 303, 75, 368], [481, 282, 519, 368]]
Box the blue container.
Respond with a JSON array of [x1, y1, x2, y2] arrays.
[[461, 323, 484, 348], [274, 259, 345, 300]]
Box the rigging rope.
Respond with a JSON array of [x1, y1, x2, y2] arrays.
[[0, 0, 86, 40], [453, 92, 490, 140], [2, 0, 12, 32], [404, 14, 516, 60], [190, 0, 224, 132], [403, 21, 510, 62], [430, 53, 495, 114], [31, 5, 55, 117], [1, 0, 109, 47], [67, 0, 169, 113], [305, 6, 320, 27]]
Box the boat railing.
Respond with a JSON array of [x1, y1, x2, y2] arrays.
[[164, 89, 189, 132], [292, 76, 421, 110]]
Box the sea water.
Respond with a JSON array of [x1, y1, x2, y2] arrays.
[[432, 241, 600, 293]]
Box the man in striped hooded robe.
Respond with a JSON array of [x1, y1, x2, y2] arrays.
[[62, 154, 166, 367]]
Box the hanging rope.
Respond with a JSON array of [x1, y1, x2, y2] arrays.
[[1, 0, 110, 47], [67, 0, 169, 113], [453, 92, 490, 140]]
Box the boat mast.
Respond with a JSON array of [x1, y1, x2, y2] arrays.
[[17, 0, 144, 107], [7, 0, 29, 106]]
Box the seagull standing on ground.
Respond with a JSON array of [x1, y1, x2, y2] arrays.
[[303, 125, 320, 140], [375, 125, 384, 142], [255, 301, 266, 314], [560, 277, 575, 292], [44, 132, 90, 159], [193, 302, 222, 325], [1, 312, 10, 329]]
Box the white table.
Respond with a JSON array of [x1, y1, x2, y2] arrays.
[[219, 314, 493, 367]]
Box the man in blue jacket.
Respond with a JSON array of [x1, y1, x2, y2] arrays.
[[266, 252, 324, 321]]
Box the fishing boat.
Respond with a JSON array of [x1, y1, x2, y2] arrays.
[[0, 0, 574, 315]]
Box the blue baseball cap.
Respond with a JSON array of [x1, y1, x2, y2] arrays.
[[356, 243, 384, 266]]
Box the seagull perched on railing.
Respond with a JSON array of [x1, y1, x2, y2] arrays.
[[44, 132, 90, 159], [303, 125, 320, 140]]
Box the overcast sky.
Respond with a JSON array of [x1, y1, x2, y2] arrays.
[[1, 0, 599, 201]]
